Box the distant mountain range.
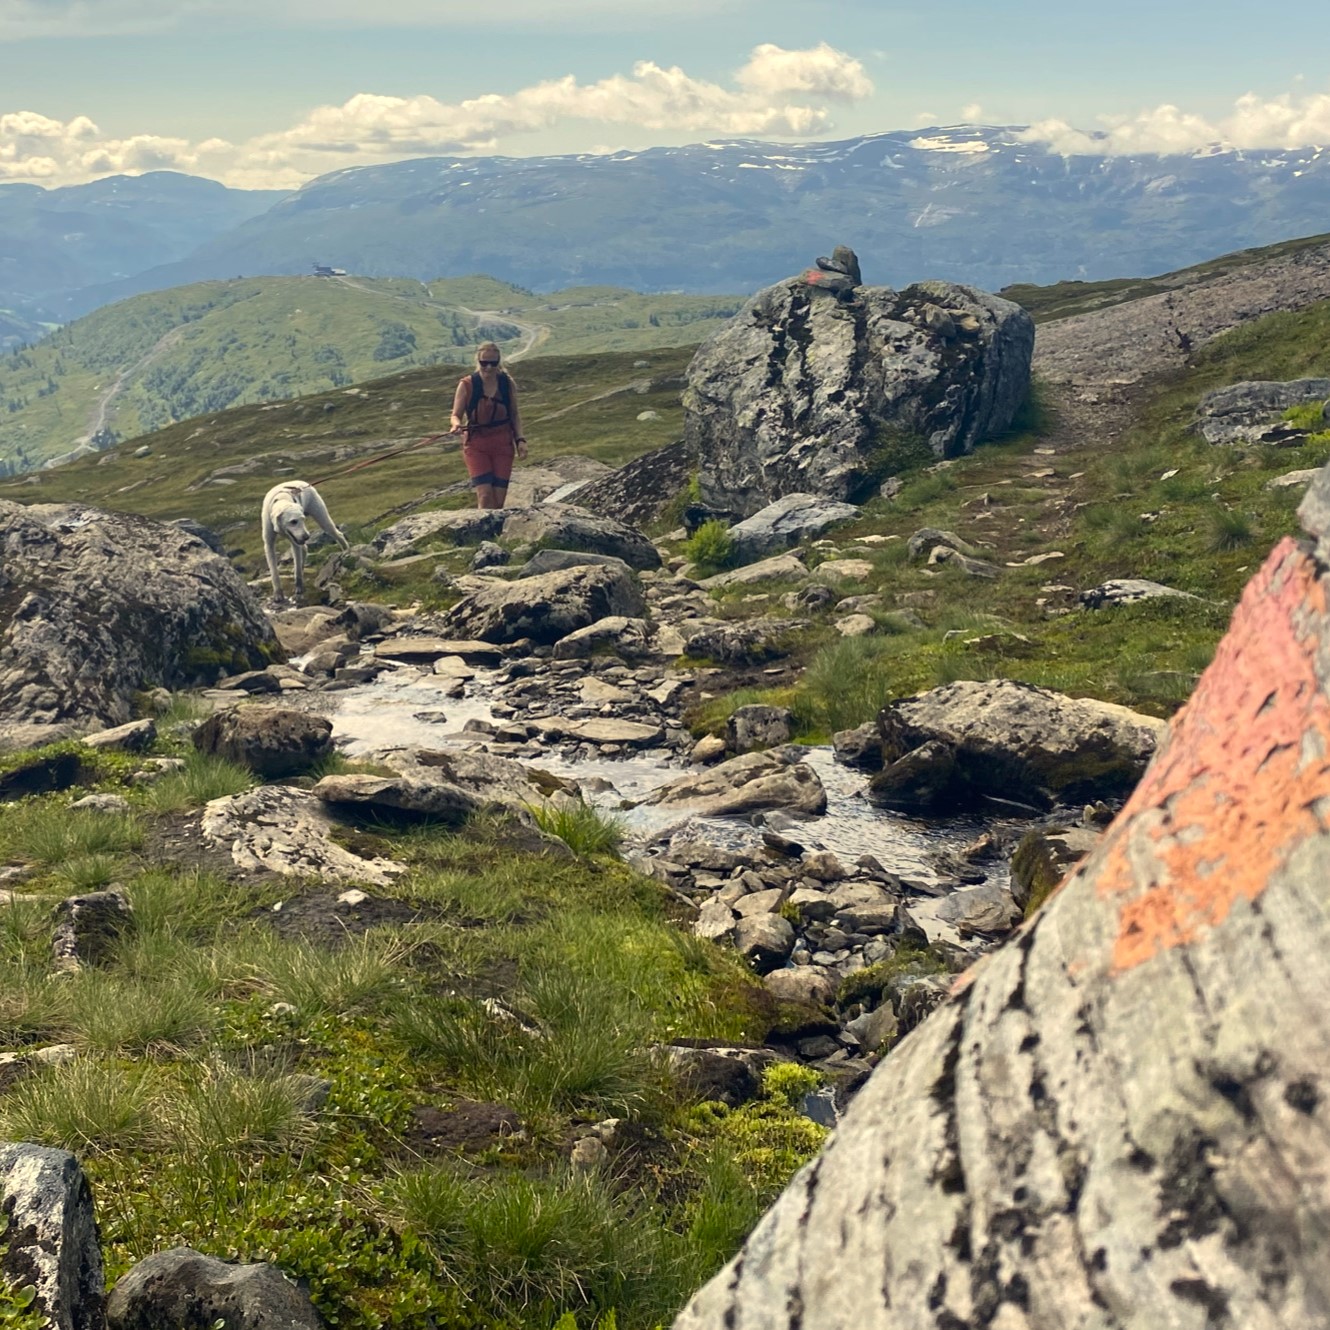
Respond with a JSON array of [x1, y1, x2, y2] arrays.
[[4, 126, 1330, 336]]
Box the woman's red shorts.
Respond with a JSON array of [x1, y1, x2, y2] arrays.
[[462, 426, 515, 489]]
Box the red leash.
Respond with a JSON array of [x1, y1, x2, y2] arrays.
[[310, 431, 460, 488]]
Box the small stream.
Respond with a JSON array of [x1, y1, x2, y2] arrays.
[[314, 662, 1007, 891]]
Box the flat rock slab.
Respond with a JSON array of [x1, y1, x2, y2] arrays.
[[200, 786, 406, 886], [550, 718, 665, 747], [375, 638, 506, 664], [314, 773, 479, 825], [700, 553, 808, 588], [728, 493, 860, 561]]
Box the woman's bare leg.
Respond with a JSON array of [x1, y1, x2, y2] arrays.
[[473, 484, 495, 509]]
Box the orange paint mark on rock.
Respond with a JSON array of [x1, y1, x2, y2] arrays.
[[1094, 539, 1330, 972]]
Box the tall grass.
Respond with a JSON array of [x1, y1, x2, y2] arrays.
[[682, 520, 736, 575], [380, 1166, 666, 1321], [529, 801, 624, 856], [1, 805, 142, 867], [0, 1057, 157, 1152], [143, 750, 257, 812]]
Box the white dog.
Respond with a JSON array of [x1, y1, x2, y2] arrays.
[[261, 480, 350, 604]]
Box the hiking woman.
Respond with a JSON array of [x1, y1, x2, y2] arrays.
[[449, 342, 527, 509]]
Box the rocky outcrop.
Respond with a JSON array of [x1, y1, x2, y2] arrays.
[[684, 277, 1033, 515], [439, 563, 647, 646], [200, 787, 406, 885], [673, 464, 1330, 1330], [107, 1247, 323, 1330], [0, 1144, 105, 1330], [0, 502, 278, 750], [573, 437, 698, 529], [872, 679, 1166, 812], [1194, 378, 1330, 445]]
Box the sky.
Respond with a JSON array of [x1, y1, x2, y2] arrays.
[[1, 0, 1328, 192]]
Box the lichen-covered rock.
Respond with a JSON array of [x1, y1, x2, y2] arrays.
[[0, 1144, 105, 1330], [1194, 377, 1330, 445], [725, 704, 793, 753], [107, 1247, 323, 1330], [0, 501, 278, 750], [440, 563, 647, 646], [51, 888, 133, 971], [872, 679, 1166, 812], [673, 464, 1330, 1330], [685, 278, 1034, 515], [200, 786, 406, 885]]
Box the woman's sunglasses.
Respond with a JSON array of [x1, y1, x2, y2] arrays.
[[479, 359, 499, 367]]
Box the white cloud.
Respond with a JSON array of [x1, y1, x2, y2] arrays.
[[0, 42, 875, 187], [1020, 88, 1330, 156], [961, 103, 983, 123]]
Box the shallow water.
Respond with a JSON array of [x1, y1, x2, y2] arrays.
[[322, 663, 1004, 888]]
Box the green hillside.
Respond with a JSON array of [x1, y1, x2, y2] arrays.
[[0, 274, 740, 475], [0, 344, 694, 582]]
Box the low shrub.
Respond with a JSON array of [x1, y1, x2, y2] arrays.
[[682, 520, 736, 575]]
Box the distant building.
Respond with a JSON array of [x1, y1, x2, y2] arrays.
[[311, 264, 348, 277]]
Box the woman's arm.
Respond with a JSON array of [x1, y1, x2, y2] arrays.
[[450, 378, 469, 433], [508, 379, 528, 458]]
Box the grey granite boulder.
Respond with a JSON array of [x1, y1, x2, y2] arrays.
[[107, 1247, 323, 1330], [0, 1144, 105, 1330], [440, 563, 647, 646], [727, 493, 860, 562], [725, 704, 794, 753], [499, 504, 661, 571], [642, 749, 826, 818], [873, 679, 1166, 813], [0, 501, 278, 751], [685, 277, 1033, 515]]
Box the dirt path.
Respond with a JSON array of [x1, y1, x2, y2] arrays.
[[82, 326, 185, 444], [529, 378, 653, 425]]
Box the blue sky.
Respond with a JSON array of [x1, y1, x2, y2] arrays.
[[1, 0, 1326, 189]]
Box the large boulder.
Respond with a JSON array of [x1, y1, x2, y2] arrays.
[[685, 278, 1034, 515], [871, 679, 1166, 812], [673, 464, 1330, 1330], [439, 563, 647, 646], [498, 504, 661, 571], [107, 1247, 323, 1330], [0, 502, 279, 750], [192, 707, 334, 778], [0, 1144, 106, 1330]]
